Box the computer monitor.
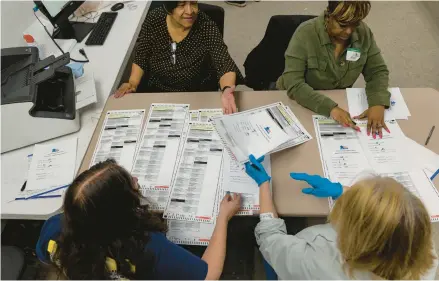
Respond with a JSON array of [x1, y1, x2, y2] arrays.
[[34, 1, 95, 42]]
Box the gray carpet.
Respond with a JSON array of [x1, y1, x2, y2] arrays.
[[210, 1, 439, 279]]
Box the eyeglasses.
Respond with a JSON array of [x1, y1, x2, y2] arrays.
[[171, 42, 177, 65]]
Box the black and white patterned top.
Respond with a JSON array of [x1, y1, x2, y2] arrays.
[[134, 7, 244, 92]]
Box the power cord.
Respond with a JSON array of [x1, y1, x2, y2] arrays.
[[33, 9, 89, 63]]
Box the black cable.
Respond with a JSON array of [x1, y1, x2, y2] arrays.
[[33, 11, 89, 63]]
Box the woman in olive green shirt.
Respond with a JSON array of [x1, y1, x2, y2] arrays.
[[277, 1, 390, 139]]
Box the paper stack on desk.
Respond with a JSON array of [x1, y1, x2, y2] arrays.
[[347, 87, 411, 120], [88, 103, 311, 245], [312, 116, 439, 222], [210, 102, 312, 165], [16, 138, 78, 200]]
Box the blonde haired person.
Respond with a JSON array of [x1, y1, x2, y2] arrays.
[[277, 1, 391, 139], [244, 155, 438, 279]]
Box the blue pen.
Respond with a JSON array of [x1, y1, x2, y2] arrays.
[[431, 169, 439, 181], [26, 184, 69, 200]]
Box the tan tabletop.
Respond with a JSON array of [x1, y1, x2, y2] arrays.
[[79, 88, 439, 216]]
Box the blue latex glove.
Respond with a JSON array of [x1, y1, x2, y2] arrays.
[[245, 154, 271, 186], [290, 173, 343, 199]]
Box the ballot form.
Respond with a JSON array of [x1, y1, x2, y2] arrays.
[[131, 104, 190, 211], [90, 110, 145, 171], [211, 102, 306, 164], [270, 106, 312, 153], [166, 220, 216, 246], [221, 153, 272, 215], [163, 122, 224, 223], [347, 87, 411, 120], [313, 116, 439, 222]]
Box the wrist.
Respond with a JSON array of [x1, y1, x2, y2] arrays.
[[221, 85, 234, 95], [332, 182, 344, 199], [128, 80, 139, 90], [217, 213, 230, 223]]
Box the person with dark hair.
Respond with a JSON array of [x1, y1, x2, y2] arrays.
[[277, 1, 391, 139], [115, 1, 243, 115], [36, 159, 241, 279]]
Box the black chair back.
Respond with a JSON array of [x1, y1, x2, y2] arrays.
[[244, 15, 317, 90], [199, 3, 225, 37]]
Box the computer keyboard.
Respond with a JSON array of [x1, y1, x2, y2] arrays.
[[85, 12, 118, 46]]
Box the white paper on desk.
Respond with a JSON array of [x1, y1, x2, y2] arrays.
[[75, 72, 97, 109], [24, 138, 77, 198], [211, 102, 292, 164], [270, 106, 312, 153], [404, 137, 439, 173], [347, 87, 411, 120], [131, 104, 190, 211], [163, 122, 224, 223], [313, 116, 439, 222], [313, 116, 371, 186], [356, 119, 409, 173], [90, 109, 145, 171], [166, 220, 215, 246], [382, 170, 439, 222], [15, 154, 65, 200]]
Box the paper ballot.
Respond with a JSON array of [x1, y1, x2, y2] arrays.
[[211, 102, 300, 164], [166, 220, 215, 246], [24, 138, 77, 198], [90, 110, 145, 171], [347, 87, 411, 120], [131, 104, 190, 211], [221, 153, 272, 215], [163, 122, 224, 224], [313, 116, 439, 222]]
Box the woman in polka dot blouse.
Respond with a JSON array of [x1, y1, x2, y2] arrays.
[[115, 1, 244, 114]]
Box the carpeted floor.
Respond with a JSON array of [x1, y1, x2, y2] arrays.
[[207, 1, 439, 279]]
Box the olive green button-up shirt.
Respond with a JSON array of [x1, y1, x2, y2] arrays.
[[277, 14, 390, 116]]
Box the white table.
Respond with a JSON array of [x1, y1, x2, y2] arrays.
[[1, 1, 151, 220]]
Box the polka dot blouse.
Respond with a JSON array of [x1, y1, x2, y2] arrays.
[[134, 7, 244, 92]]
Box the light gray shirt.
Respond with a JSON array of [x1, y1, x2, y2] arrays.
[[255, 218, 438, 280]]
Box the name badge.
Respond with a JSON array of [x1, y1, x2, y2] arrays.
[[346, 48, 361, 62]]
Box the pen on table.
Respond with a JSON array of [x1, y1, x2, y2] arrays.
[[431, 169, 439, 181], [425, 125, 435, 145]]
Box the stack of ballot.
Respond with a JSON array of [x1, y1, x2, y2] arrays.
[[210, 102, 313, 165], [312, 116, 439, 222], [347, 87, 411, 120], [89, 102, 313, 245]]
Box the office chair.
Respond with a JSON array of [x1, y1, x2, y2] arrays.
[[1, 246, 26, 279], [244, 15, 317, 90]]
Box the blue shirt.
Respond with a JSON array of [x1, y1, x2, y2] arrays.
[[36, 214, 208, 280]]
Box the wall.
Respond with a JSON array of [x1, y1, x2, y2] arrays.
[[1, 1, 37, 48]]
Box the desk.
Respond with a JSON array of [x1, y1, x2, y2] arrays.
[[1, 1, 151, 220], [78, 88, 439, 217]]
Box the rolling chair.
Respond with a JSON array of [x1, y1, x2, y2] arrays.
[[244, 15, 317, 90]]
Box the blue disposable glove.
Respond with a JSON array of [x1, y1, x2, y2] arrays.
[[244, 154, 271, 186], [290, 173, 343, 199]]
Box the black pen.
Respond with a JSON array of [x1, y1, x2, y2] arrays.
[[21, 181, 27, 192], [425, 125, 435, 145]]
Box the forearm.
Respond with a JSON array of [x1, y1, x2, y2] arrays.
[[364, 55, 390, 108], [259, 182, 278, 217], [128, 63, 144, 89], [202, 216, 228, 280], [284, 75, 337, 116], [219, 72, 236, 89]]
